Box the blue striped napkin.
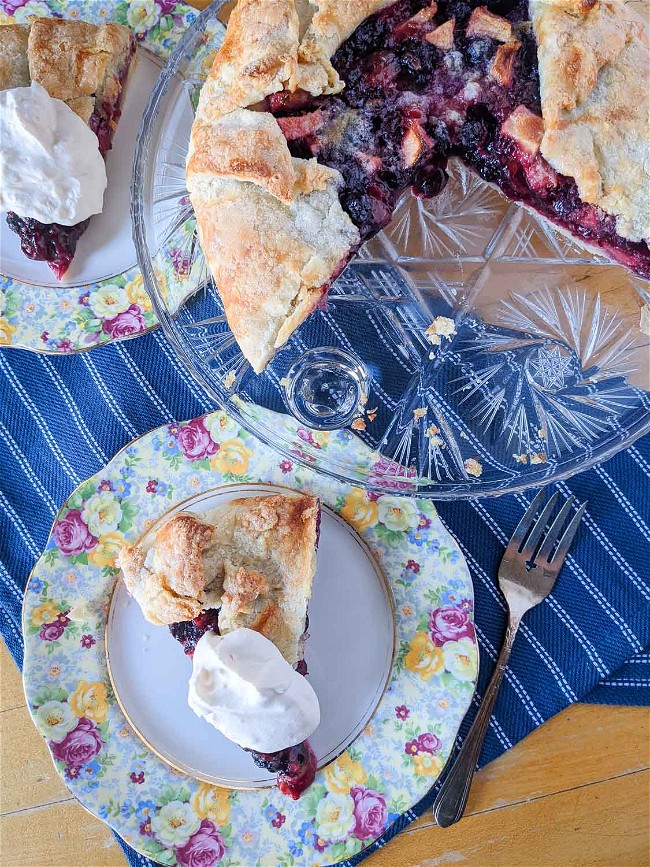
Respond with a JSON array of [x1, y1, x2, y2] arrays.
[[1, 333, 649, 867]]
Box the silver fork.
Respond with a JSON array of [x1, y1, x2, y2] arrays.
[[432, 489, 587, 828]]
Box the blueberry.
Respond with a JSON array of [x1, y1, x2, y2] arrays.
[[460, 118, 488, 149], [466, 38, 494, 66], [412, 163, 449, 198]]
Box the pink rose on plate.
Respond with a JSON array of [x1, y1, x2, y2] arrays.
[[175, 820, 226, 867], [416, 732, 442, 754], [155, 0, 177, 14], [101, 304, 145, 338], [178, 419, 219, 461], [429, 606, 475, 647], [1, 0, 27, 12], [53, 510, 97, 556], [39, 621, 65, 641], [51, 718, 103, 769], [350, 787, 387, 840]]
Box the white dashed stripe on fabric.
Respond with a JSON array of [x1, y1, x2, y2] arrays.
[[80, 354, 139, 438], [593, 464, 650, 544], [496, 496, 608, 675], [0, 355, 80, 483], [0, 491, 40, 562], [599, 680, 650, 687], [557, 480, 650, 603], [0, 602, 23, 647], [0, 421, 58, 516], [628, 444, 650, 477], [38, 356, 109, 465], [151, 330, 214, 411], [114, 344, 174, 422], [546, 597, 608, 677], [563, 553, 642, 649], [512, 492, 641, 651]]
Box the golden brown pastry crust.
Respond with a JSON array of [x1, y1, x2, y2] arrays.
[[118, 514, 216, 626], [188, 1, 403, 373], [0, 25, 30, 91], [0, 20, 135, 125], [531, 0, 650, 243], [27, 19, 135, 122], [117, 493, 320, 665], [186, 108, 296, 203], [189, 158, 359, 372]]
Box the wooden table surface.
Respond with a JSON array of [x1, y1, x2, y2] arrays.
[[2, 640, 649, 867], [1, 1, 650, 865]]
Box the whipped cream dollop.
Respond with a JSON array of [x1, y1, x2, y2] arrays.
[[0, 83, 107, 225], [188, 628, 320, 753]]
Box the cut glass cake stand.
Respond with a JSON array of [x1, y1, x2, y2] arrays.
[[132, 2, 650, 498]]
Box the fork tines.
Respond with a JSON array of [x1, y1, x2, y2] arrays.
[[511, 490, 587, 567]]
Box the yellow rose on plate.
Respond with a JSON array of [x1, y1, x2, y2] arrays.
[[404, 632, 444, 681], [0, 317, 16, 344], [191, 782, 231, 825], [69, 680, 109, 724], [211, 438, 252, 475], [340, 488, 378, 532], [126, 0, 161, 35], [88, 532, 124, 569], [125, 273, 153, 312], [413, 753, 444, 777], [81, 492, 122, 536], [88, 284, 130, 319], [315, 793, 356, 842], [442, 637, 478, 682], [31, 600, 60, 627], [324, 752, 368, 794], [377, 496, 419, 532]]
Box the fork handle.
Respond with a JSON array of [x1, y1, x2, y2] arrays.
[[433, 614, 521, 828]]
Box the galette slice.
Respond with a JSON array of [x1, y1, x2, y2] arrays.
[[118, 493, 321, 798], [0, 19, 136, 279], [187, 0, 650, 373]]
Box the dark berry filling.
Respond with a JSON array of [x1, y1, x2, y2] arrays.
[[6, 45, 135, 279], [250, 741, 317, 800], [267, 0, 650, 278], [168, 608, 221, 656], [169, 608, 316, 797], [5, 214, 90, 281]]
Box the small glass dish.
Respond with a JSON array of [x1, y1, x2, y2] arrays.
[[132, 1, 650, 499]]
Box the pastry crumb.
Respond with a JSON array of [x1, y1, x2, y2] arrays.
[[513, 453, 528, 464], [413, 407, 427, 420], [223, 371, 236, 388], [529, 452, 547, 464], [351, 418, 366, 431], [425, 316, 457, 345], [425, 424, 440, 436], [464, 457, 483, 477], [640, 305, 650, 336], [366, 407, 378, 422]]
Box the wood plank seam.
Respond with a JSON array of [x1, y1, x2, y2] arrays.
[[407, 767, 650, 833]]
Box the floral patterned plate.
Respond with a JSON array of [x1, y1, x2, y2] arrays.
[[0, 0, 204, 353], [22, 411, 478, 866]]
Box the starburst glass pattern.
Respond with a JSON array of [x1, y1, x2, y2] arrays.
[[452, 286, 650, 462], [380, 162, 507, 260], [133, 1, 650, 496]]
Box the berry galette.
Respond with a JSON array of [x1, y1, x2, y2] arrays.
[[186, 0, 650, 372], [0, 19, 136, 279], [118, 493, 321, 798]]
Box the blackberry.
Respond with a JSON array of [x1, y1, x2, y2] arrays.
[[168, 608, 220, 657]]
